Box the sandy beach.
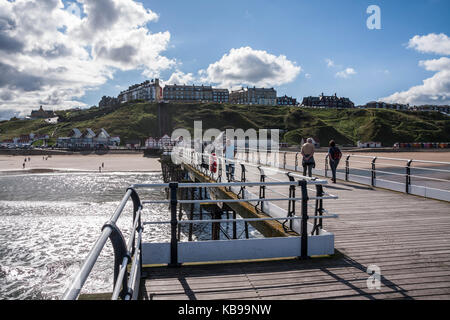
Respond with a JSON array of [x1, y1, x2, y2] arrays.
[[0, 154, 162, 173], [0, 151, 448, 174]]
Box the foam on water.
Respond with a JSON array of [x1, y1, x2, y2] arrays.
[[0, 172, 167, 300], [0, 171, 261, 300]]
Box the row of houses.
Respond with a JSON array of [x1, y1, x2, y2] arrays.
[[57, 128, 120, 149], [0, 133, 50, 148], [358, 102, 450, 114], [113, 79, 450, 112], [115, 79, 298, 106]]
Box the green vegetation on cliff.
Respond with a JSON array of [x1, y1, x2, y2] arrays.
[[0, 102, 448, 146]]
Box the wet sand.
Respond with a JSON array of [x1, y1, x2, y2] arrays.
[[0, 154, 162, 173]]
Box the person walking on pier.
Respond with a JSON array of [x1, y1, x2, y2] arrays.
[[301, 138, 315, 177], [328, 140, 342, 183], [224, 139, 236, 181]]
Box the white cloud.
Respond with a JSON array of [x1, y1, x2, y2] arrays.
[[163, 70, 196, 86], [335, 68, 357, 79], [325, 58, 335, 68], [381, 57, 450, 105], [0, 0, 174, 118], [381, 33, 450, 106], [199, 46, 301, 88], [407, 33, 450, 56]]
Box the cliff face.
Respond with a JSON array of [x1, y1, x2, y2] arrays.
[[1, 102, 449, 146]]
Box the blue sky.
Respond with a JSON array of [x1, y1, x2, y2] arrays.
[[84, 0, 450, 106], [0, 0, 449, 119]]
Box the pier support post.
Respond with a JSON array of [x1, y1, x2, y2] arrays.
[[211, 207, 221, 240], [232, 211, 237, 239], [189, 187, 195, 241]]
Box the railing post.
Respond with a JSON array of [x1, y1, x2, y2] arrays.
[[169, 182, 180, 267], [312, 185, 324, 236], [238, 164, 246, 199], [283, 152, 287, 169], [295, 153, 299, 172], [371, 157, 377, 187], [345, 155, 350, 181], [406, 160, 413, 194], [256, 166, 266, 212], [284, 173, 296, 231], [325, 155, 329, 178], [299, 180, 309, 259]]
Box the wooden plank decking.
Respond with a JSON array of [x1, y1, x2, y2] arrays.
[[141, 164, 450, 300]]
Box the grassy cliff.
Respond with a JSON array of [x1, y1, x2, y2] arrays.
[[0, 102, 448, 146]]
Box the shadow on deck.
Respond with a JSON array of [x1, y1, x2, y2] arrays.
[[139, 250, 412, 300]]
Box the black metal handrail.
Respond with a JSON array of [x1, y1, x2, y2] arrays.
[[324, 153, 450, 194], [62, 188, 142, 300]]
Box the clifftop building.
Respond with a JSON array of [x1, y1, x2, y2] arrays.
[[277, 95, 297, 106], [360, 102, 449, 114], [302, 93, 354, 108], [230, 87, 277, 106], [30, 106, 55, 119], [163, 84, 230, 103], [118, 79, 162, 103]]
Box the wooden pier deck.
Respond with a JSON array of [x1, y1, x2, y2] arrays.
[[141, 163, 450, 300]]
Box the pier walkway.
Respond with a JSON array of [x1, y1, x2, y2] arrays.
[[64, 148, 450, 300], [142, 150, 450, 300]]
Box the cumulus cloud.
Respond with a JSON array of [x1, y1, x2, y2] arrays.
[[381, 33, 450, 105], [407, 33, 450, 56], [199, 47, 301, 88], [163, 70, 196, 86], [335, 68, 357, 79], [0, 0, 174, 117]]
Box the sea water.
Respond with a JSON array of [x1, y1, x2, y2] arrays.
[[0, 172, 260, 300]]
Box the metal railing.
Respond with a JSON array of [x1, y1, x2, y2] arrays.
[[323, 154, 450, 195], [62, 188, 143, 300], [62, 173, 338, 300], [209, 146, 449, 200]]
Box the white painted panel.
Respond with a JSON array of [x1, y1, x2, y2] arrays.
[[376, 179, 405, 192], [142, 242, 171, 265], [410, 185, 426, 197], [142, 235, 335, 265], [349, 175, 371, 185], [425, 187, 450, 201]]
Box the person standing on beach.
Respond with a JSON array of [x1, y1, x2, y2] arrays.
[[301, 138, 315, 177], [328, 140, 342, 183]]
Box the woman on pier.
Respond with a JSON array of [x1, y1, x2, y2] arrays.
[[328, 140, 342, 183]]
